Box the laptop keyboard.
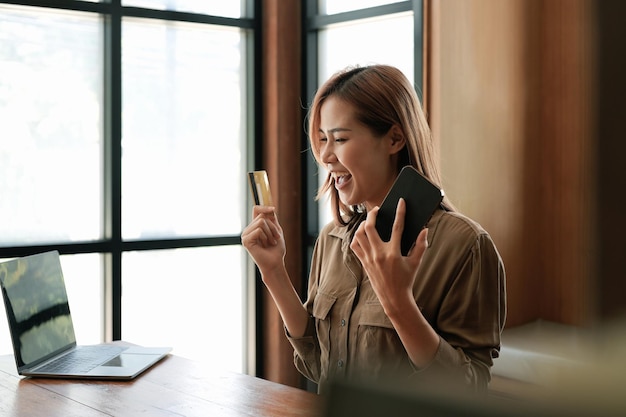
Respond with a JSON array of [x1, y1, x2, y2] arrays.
[[36, 345, 126, 374]]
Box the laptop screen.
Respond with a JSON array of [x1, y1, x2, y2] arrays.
[[0, 251, 76, 369]]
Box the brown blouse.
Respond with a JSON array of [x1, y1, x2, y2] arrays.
[[286, 208, 506, 394]]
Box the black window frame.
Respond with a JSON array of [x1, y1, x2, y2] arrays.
[[301, 0, 424, 289], [0, 0, 261, 350]]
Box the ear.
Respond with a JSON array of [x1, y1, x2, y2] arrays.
[[387, 125, 406, 155]]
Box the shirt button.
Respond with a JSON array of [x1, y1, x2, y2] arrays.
[[340, 319, 346, 327], [338, 360, 344, 368]]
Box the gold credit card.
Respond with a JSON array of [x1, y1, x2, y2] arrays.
[[248, 170, 273, 206]]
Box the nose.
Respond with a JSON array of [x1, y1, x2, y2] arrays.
[[320, 140, 336, 164]]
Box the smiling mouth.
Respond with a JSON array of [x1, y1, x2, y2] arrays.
[[333, 173, 352, 189]]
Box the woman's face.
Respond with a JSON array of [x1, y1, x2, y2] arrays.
[[318, 96, 401, 211]]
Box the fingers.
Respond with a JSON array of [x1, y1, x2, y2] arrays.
[[350, 200, 412, 258], [350, 206, 385, 258], [252, 205, 277, 220], [388, 198, 406, 254], [242, 206, 281, 248], [408, 228, 429, 262], [350, 221, 367, 259], [242, 221, 275, 247]]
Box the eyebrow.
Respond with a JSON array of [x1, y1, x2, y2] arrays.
[[319, 127, 352, 135]]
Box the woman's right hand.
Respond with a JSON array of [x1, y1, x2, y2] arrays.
[[242, 205, 310, 338], [241, 205, 286, 275]]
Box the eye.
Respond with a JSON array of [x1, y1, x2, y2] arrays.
[[319, 137, 328, 142], [334, 137, 347, 143]]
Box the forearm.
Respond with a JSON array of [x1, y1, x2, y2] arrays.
[[384, 295, 440, 368], [261, 265, 310, 338]]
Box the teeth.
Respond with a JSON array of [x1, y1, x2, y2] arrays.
[[334, 173, 349, 186]]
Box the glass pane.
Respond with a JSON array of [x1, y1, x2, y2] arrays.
[[317, 13, 414, 229], [318, 13, 414, 83], [59, 253, 104, 344], [122, 19, 247, 239], [122, 247, 246, 372], [319, 0, 401, 15], [122, 0, 244, 18], [0, 253, 102, 356], [0, 6, 103, 245]]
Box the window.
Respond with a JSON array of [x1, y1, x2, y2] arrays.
[[0, 1, 258, 374], [304, 0, 423, 235]]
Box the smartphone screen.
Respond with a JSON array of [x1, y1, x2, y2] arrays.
[[375, 166, 444, 256]]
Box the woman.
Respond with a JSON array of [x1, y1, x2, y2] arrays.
[[241, 65, 506, 394]]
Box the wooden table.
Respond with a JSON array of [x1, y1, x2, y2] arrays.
[[0, 351, 322, 416]]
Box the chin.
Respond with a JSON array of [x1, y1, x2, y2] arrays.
[[341, 197, 363, 208], [339, 188, 366, 207]]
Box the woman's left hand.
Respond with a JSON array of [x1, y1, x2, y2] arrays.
[[350, 198, 428, 314]]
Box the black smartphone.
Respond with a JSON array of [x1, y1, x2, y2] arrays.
[[375, 166, 444, 256]]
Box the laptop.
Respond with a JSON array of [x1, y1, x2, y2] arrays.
[[0, 250, 171, 380]]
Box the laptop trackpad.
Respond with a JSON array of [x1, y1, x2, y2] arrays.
[[102, 353, 154, 367], [102, 355, 125, 367]]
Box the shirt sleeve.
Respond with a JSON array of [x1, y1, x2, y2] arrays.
[[412, 232, 506, 392], [284, 316, 321, 384], [283, 230, 326, 385]]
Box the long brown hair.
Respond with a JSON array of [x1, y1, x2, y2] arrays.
[[307, 65, 454, 226]]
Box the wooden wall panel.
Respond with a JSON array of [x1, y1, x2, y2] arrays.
[[529, 0, 594, 325], [428, 0, 594, 327], [430, 0, 530, 326]]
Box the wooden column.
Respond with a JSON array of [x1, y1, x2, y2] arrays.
[[261, 0, 303, 388]]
